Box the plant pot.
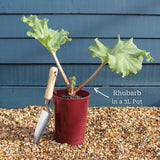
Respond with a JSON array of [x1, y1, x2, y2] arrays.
[[53, 89, 90, 145]]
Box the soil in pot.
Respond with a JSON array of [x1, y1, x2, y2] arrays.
[[56, 91, 88, 99]]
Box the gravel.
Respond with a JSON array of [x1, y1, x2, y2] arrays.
[[0, 105, 159, 159]]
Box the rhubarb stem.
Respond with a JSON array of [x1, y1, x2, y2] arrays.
[[51, 51, 69, 87], [74, 63, 105, 94]]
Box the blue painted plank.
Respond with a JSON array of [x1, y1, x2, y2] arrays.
[[0, 87, 159, 108], [0, 0, 160, 14], [0, 39, 159, 63], [1, 15, 160, 38], [88, 87, 160, 107], [0, 64, 159, 86]]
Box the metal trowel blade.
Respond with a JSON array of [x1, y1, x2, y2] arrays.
[[33, 110, 52, 144]]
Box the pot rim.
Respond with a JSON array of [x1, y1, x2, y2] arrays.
[[53, 89, 90, 101]]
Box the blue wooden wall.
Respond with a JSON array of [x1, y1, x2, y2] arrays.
[[0, 0, 160, 108]]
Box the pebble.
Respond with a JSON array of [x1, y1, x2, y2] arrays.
[[0, 105, 159, 159]]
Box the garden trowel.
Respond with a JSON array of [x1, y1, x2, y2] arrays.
[[33, 67, 58, 144]]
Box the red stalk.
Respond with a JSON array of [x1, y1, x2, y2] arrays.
[[73, 63, 105, 94]]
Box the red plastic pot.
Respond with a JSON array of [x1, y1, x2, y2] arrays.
[[53, 89, 90, 145]]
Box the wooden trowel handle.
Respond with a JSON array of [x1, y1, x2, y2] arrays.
[[44, 67, 58, 105]]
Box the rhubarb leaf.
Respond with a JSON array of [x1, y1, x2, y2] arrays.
[[21, 15, 71, 53], [88, 38, 110, 64], [88, 35, 154, 77]]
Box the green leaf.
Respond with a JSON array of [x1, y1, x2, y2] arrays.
[[108, 53, 143, 77], [68, 76, 76, 89], [88, 35, 154, 77], [21, 15, 72, 53], [88, 38, 110, 64]]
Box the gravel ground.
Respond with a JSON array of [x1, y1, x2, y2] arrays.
[[0, 105, 159, 159]]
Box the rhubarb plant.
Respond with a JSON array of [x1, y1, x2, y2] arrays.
[[22, 15, 154, 96]]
